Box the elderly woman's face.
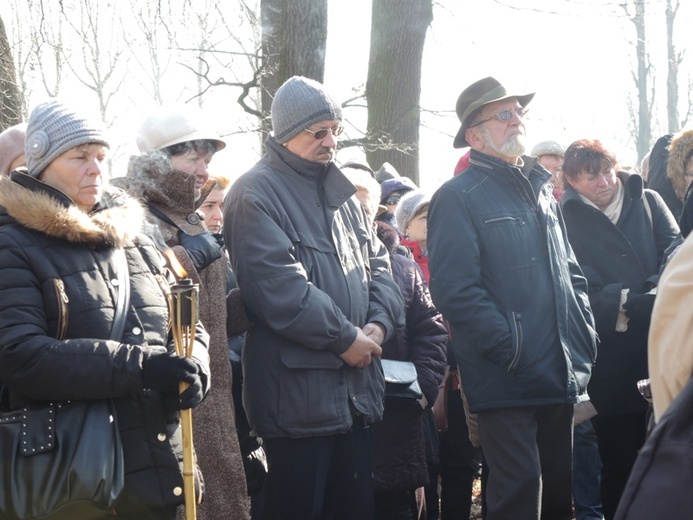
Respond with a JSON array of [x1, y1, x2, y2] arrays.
[[170, 149, 214, 192], [40, 143, 107, 212]]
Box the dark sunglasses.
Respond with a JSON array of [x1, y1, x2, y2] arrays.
[[470, 107, 529, 128], [303, 124, 344, 140]]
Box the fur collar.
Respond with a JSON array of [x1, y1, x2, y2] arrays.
[[667, 129, 693, 202], [0, 173, 144, 247]]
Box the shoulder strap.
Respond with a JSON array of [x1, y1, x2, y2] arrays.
[[643, 190, 654, 230], [110, 248, 131, 341]]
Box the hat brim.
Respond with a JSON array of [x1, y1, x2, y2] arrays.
[[156, 129, 226, 152], [453, 92, 535, 149]]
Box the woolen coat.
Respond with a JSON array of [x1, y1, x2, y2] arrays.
[[116, 155, 250, 519], [561, 171, 679, 415]]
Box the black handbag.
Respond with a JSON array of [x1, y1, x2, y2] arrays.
[[0, 248, 130, 519], [381, 359, 423, 405]]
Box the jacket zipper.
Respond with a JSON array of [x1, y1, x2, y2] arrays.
[[53, 279, 69, 340], [508, 312, 523, 373]]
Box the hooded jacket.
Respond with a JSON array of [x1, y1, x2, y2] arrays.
[[0, 172, 210, 513], [427, 150, 597, 413], [115, 155, 250, 519], [561, 172, 679, 415], [224, 136, 405, 439], [647, 134, 680, 218], [667, 129, 693, 211]]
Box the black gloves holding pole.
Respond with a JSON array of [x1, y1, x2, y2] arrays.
[[144, 352, 205, 410]]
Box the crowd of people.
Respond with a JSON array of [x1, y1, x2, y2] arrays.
[[0, 72, 692, 520]]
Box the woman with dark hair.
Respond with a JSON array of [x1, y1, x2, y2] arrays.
[[560, 138, 679, 520]]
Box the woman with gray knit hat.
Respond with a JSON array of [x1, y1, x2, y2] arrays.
[[114, 105, 251, 520], [0, 99, 212, 519]]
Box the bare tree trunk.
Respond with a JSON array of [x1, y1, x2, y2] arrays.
[[0, 15, 22, 130], [260, 0, 328, 139], [666, 0, 681, 133], [633, 1, 651, 161], [366, 0, 432, 186]]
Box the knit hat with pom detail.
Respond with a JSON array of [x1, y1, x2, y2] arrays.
[[25, 100, 109, 177]]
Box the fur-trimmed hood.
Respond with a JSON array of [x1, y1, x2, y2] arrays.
[[0, 172, 144, 247], [667, 128, 693, 202]]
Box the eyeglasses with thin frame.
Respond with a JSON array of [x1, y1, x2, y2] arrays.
[[303, 124, 344, 140], [469, 107, 529, 128]]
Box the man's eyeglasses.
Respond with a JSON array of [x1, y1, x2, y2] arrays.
[[470, 107, 529, 128], [303, 125, 344, 140], [384, 195, 402, 205]]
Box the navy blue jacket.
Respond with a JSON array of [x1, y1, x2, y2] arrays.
[[427, 150, 597, 413]]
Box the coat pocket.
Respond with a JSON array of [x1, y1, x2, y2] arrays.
[[52, 279, 70, 340], [507, 311, 523, 373]]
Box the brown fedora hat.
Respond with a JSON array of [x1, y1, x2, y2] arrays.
[[453, 76, 535, 149]]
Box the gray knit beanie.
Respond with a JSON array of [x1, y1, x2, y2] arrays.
[[271, 76, 343, 144], [531, 140, 565, 158], [25, 100, 109, 177], [395, 190, 431, 235]]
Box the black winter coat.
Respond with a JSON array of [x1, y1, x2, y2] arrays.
[[373, 253, 447, 493], [561, 172, 679, 415], [0, 172, 211, 514]]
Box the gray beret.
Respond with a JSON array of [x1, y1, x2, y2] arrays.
[[25, 100, 109, 177], [531, 140, 565, 158], [271, 76, 343, 144]]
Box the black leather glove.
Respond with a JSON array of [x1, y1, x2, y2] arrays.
[[623, 293, 656, 325], [179, 231, 223, 272], [143, 352, 205, 410], [212, 233, 225, 248]]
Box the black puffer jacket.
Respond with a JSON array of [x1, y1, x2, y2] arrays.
[[372, 222, 447, 492], [0, 172, 210, 513]]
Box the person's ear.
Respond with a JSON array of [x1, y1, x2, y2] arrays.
[[466, 127, 484, 150]]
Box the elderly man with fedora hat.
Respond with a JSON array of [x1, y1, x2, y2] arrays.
[[223, 76, 404, 519], [427, 76, 597, 519]]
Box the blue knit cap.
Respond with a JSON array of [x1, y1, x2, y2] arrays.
[[25, 100, 109, 177], [271, 76, 343, 144]]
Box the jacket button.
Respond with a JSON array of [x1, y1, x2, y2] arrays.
[[187, 213, 201, 225], [173, 487, 183, 496], [157, 433, 166, 441], [111, 279, 120, 286], [132, 327, 142, 336]]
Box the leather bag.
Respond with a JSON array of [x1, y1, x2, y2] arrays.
[[381, 359, 423, 404], [0, 248, 129, 519], [0, 400, 124, 519]]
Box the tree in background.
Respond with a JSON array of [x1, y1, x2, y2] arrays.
[[366, 0, 432, 186], [0, 15, 23, 130], [260, 0, 328, 136]]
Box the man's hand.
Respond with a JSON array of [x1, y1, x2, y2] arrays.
[[362, 322, 386, 345], [340, 328, 382, 368]]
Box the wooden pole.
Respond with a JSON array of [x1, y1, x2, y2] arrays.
[[172, 287, 197, 520]]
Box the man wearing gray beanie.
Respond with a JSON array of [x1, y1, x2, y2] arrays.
[[224, 76, 404, 519]]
